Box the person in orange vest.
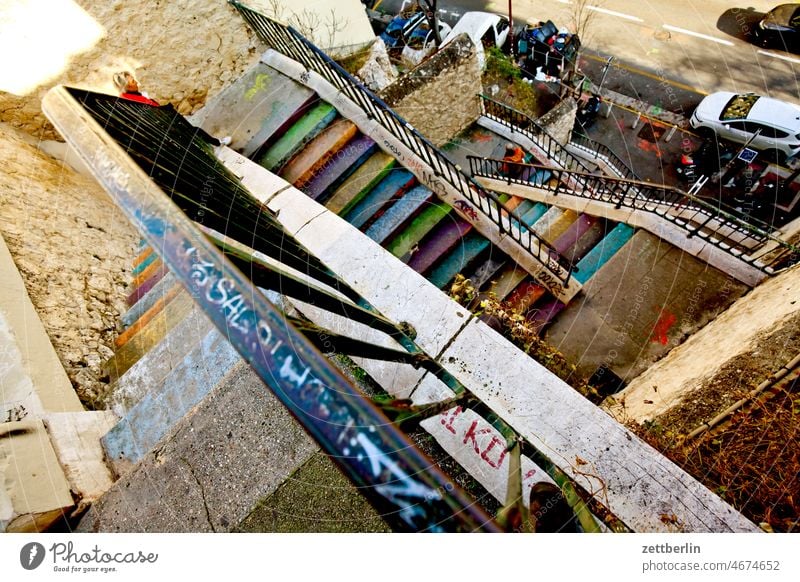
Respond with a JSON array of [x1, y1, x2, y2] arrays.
[[502, 143, 525, 177]]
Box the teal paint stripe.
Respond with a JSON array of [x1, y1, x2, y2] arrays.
[[574, 223, 635, 284], [428, 233, 490, 289]]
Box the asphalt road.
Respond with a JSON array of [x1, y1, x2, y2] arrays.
[[373, 0, 800, 104]]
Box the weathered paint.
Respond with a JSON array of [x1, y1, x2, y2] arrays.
[[364, 185, 434, 244], [257, 102, 337, 171], [428, 232, 490, 289], [574, 223, 636, 284], [342, 169, 415, 229], [384, 201, 451, 260], [280, 119, 358, 187], [325, 152, 395, 215]]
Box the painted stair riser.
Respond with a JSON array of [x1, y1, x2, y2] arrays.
[[105, 291, 196, 382], [528, 298, 566, 334], [574, 223, 636, 284], [122, 273, 178, 328], [132, 258, 164, 288], [257, 102, 337, 171], [102, 327, 241, 475], [564, 221, 610, 265], [238, 78, 317, 158], [519, 202, 549, 228], [280, 120, 359, 188], [531, 206, 564, 239], [304, 135, 376, 200], [132, 249, 157, 275], [506, 280, 546, 314], [542, 209, 579, 244], [343, 170, 416, 229], [553, 214, 598, 255], [127, 265, 169, 306], [408, 216, 473, 274], [468, 256, 507, 290], [491, 265, 529, 300], [385, 203, 452, 260], [325, 153, 396, 215], [364, 185, 435, 245], [428, 233, 491, 289], [115, 284, 184, 348]]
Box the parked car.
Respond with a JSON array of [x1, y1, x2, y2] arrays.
[[379, 9, 450, 62], [689, 92, 800, 161], [753, 3, 800, 52], [440, 12, 510, 68]]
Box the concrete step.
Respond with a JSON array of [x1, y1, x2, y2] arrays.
[[384, 201, 452, 260], [304, 134, 376, 200], [121, 272, 177, 328], [427, 231, 491, 289], [78, 360, 321, 532], [553, 213, 597, 255], [466, 254, 507, 290], [542, 209, 579, 244], [408, 215, 473, 275], [573, 223, 636, 285], [325, 152, 395, 215], [364, 185, 435, 244], [490, 263, 529, 300], [342, 169, 415, 229], [530, 206, 564, 239], [564, 219, 610, 265], [280, 119, 359, 188], [102, 326, 241, 476], [256, 102, 337, 171]]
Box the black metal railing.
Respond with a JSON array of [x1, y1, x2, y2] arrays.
[[469, 156, 800, 272], [569, 131, 641, 182], [230, 1, 573, 284], [479, 94, 593, 178]]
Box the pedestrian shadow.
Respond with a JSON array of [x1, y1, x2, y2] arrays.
[[716, 7, 765, 41]]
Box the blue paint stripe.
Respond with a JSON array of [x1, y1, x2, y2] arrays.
[[574, 223, 635, 284], [132, 251, 158, 275], [102, 328, 241, 466], [428, 233, 490, 289], [343, 170, 414, 229], [364, 185, 432, 244]]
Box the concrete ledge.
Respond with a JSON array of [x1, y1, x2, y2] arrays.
[[0, 420, 74, 532], [0, 234, 81, 414]]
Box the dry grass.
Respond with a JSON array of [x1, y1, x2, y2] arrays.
[[633, 375, 800, 532]]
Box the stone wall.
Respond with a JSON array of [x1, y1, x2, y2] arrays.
[[538, 97, 577, 146], [0, 0, 265, 139], [380, 35, 481, 147], [0, 124, 139, 407]]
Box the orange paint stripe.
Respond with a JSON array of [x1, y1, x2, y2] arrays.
[[115, 284, 183, 348], [132, 257, 164, 288], [133, 246, 154, 269]]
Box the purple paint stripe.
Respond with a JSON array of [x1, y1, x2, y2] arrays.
[[553, 214, 597, 254], [527, 298, 565, 334], [408, 216, 472, 274], [127, 265, 169, 306], [304, 134, 375, 199]]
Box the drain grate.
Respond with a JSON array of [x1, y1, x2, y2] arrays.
[[637, 122, 667, 143]]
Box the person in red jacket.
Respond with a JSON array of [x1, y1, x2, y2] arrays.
[[501, 143, 525, 177], [113, 71, 160, 106]]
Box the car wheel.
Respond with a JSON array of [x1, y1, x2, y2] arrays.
[[696, 127, 716, 141]]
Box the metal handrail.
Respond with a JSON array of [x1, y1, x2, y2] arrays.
[[569, 131, 641, 182], [479, 94, 593, 177], [229, 1, 574, 283], [468, 156, 800, 271]]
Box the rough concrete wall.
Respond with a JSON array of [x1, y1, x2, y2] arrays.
[[0, 0, 264, 139], [538, 98, 577, 146], [610, 263, 800, 423], [250, 0, 374, 57], [0, 124, 138, 407], [380, 35, 481, 147]]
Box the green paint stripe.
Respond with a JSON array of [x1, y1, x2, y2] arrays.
[[385, 202, 452, 259]]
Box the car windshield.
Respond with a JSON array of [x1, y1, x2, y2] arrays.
[[770, 4, 800, 25], [720, 94, 760, 120]]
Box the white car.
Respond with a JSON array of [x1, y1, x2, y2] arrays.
[[440, 12, 510, 69], [689, 91, 800, 161]]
